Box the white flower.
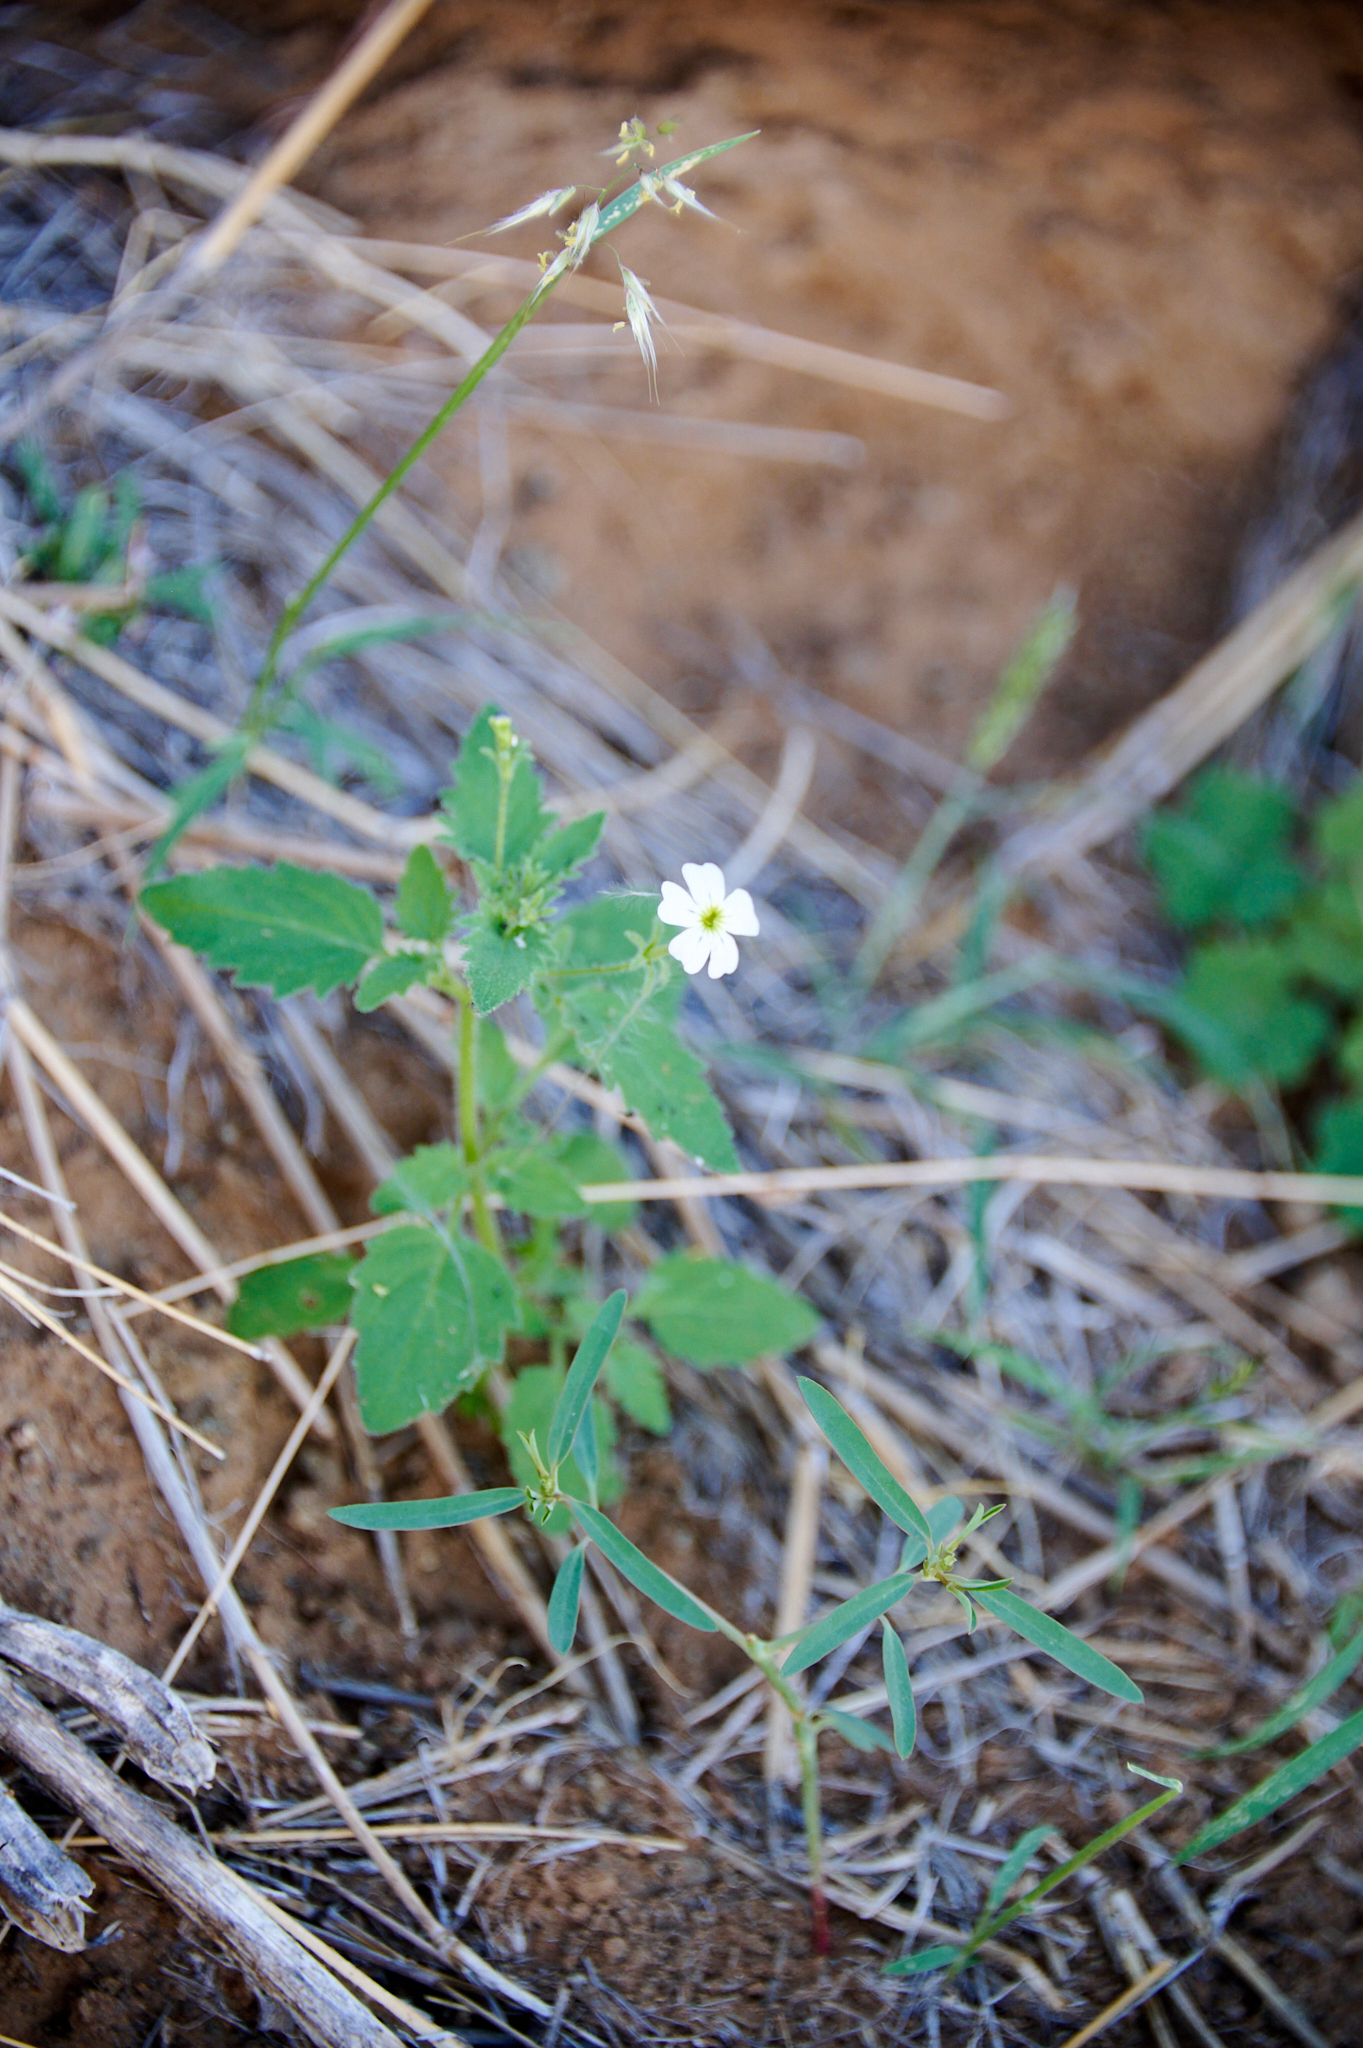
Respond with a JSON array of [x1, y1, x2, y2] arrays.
[[657, 862, 759, 978]]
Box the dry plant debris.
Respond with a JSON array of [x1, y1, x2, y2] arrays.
[[0, 23, 1360, 2048]]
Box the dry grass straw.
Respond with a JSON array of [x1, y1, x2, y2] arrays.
[[2, 73, 1361, 2046]]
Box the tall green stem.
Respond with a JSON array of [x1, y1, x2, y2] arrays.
[[453, 982, 501, 1255], [796, 1715, 829, 1957]]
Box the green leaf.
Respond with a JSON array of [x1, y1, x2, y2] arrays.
[[490, 1149, 588, 1218], [141, 863, 383, 998], [797, 1379, 930, 1542], [900, 1495, 967, 1569], [984, 1826, 1054, 1916], [395, 844, 453, 943], [463, 918, 553, 1014], [537, 812, 605, 879], [571, 1501, 718, 1632], [548, 1290, 626, 1468], [547, 1544, 588, 1656], [354, 951, 434, 1012], [634, 1255, 820, 1367], [554, 893, 657, 969], [1176, 940, 1331, 1088], [973, 1588, 1142, 1704], [350, 1226, 517, 1432], [329, 1487, 522, 1531], [551, 1130, 637, 1230], [882, 1945, 961, 1979], [143, 738, 250, 879], [439, 705, 546, 866], [1142, 770, 1302, 931], [226, 1251, 358, 1340], [555, 974, 736, 1172], [277, 703, 402, 799], [605, 1339, 671, 1434], [574, 1394, 600, 1503], [1313, 777, 1363, 866], [1178, 1705, 1363, 1861], [782, 1573, 916, 1678], [822, 1705, 897, 1754], [502, 1367, 620, 1527], [882, 1624, 916, 1758], [371, 1143, 469, 1217], [1314, 1097, 1363, 1233], [1279, 881, 1363, 994], [1202, 1626, 1363, 1757], [144, 564, 215, 625]]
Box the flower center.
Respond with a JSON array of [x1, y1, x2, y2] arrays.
[[698, 903, 724, 932]]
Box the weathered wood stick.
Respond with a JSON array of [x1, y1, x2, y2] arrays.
[[0, 1663, 404, 2048]]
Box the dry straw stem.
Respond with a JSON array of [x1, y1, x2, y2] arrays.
[[0, 1664, 408, 2048], [188, 0, 435, 279]]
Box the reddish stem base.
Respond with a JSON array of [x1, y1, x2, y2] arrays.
[[811, 1883, 830, 1957]]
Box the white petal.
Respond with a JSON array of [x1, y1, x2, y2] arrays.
[[706, 929, 740, 978], [681, 861, 726, 909], [658, 879, 700, 927], [669, 925, 713, 976], [720, 887, 759, 937]]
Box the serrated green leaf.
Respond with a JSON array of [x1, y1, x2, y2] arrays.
[[1142, 770, 1302, 931], [553, 956, 733, 1170], [1201, 1626, 1363, 1757], [984, 1826, 1054, 1915], [141, 863, 383, 998], [490, 1148, 587, 1218], [554, 893, 658, 969], [882, 1945, 961, 1978], [371, 1144, 469, 1217], [350, 1226, 516, 1432], [538, 812, 605, 878], [552, 1130, 637, 1230], [882, 1624, 916, 1758], [1178, 1705, 1363, 1861], [355, 951, 434, 1011], [605, 1339, 671, 1434], [1176, 940, 1331, 1087], [974, 1588, 1142, 1704], [226, 1252, 357, 1340], [822, 1705, 897, 1754], [329, 1487, 522, 1531], [503, 1367, 620, 1530], [571, 1501, 718, 1631], [463, 918, 553, 1014], [547, 1544, 588, 1656], [798, 1379, 930, 1542], [396, 844, 453, 943], [782, 1573, 916, 1678], [439, 705, 546, 866], [634, 1255, 820, 1367], [548, 1290, 626, 1468]]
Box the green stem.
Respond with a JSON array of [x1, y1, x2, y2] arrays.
[[796, 1714, 829, 1957], [247, 273, 563, 724], [852, 781, 976, 993], [453, 981, 501, 1256]]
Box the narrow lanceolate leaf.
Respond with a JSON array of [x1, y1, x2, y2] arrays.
[[822, 1706, 896, 1755], [974, 1588, 1142, 1705], [797, 1379, 931, 1543], [984, 1826, 1054, 1917], [883, 1945, 961, 1979], [783, 1573, 916, 1678], [548, 1289, 626, 1469], [547, 1545, 588, 1657], [141, 864, 383, 997], [882, 1625, 917, 1758], [330, 1488, 523, 1531], [1201, 1626, 1363, 1758], [1178, 1705, 1363, 1862], [570, 1502, 718, 1632]]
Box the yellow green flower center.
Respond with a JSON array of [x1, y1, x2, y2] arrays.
[[699, 903, 724, 932]]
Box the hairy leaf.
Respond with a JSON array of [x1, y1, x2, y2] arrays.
[[556, 972, 736, 1171], [634, 1255, 820, 1366], [141, 863, 382, 998], [354, 951, 433, 1012], [330, 1488, 522, 1531], [350, 1226, 516, 1432], [463, 918, 553, 1014], [798, 1379, 930, 1542], [973, 1588, 1142, 1704], [882, 1624, 916, 1758], [440, 705, 546, 866], [552, 1129, 638, 1230], [571, 1502, 718, 1632], [547, 1545, 588, 1657], [371, 1144, 469, 1217], [226, 1252, 357, 1340], [490, 1149, 587, 1218], [537, 812, 605, 879], [1142, 769, 1301, 931], [782, 1573, 916, 1678], [395, 843, 453, 943], [1177, 940, 1330, 1088]]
